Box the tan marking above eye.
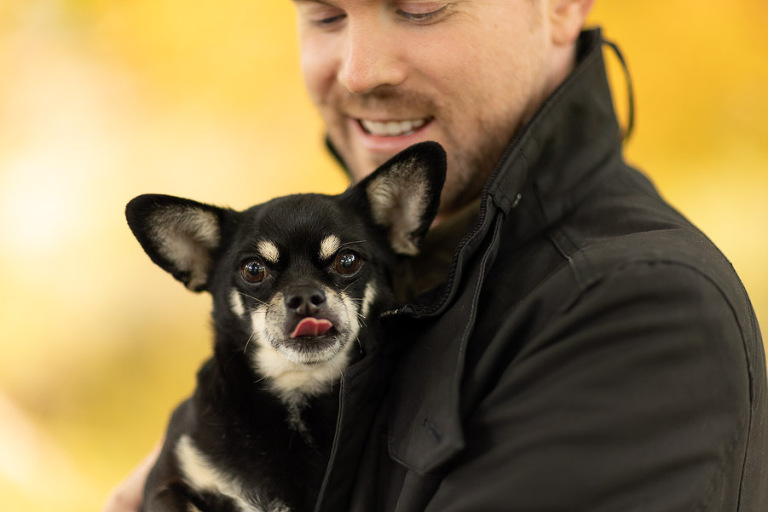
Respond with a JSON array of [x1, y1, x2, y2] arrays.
[[257, 240, 280, 264], [319, 235, 341, 261]]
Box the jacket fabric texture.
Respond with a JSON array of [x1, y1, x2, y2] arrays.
[[314, 28, 768, 511]]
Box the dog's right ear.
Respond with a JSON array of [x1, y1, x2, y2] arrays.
[[125, 194, 231, 292], [355, 141, 446, 256]]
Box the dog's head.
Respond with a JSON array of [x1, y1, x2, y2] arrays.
[[126, 142, 445, 398]]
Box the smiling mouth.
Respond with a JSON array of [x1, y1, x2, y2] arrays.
[[358, 118, 430, 137]]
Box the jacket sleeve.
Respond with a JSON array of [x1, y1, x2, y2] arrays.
[[424, 261, 752, 511]]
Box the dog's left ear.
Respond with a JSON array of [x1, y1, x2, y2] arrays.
[[355, 141, 446, 255], [125, 194, 231, 292]]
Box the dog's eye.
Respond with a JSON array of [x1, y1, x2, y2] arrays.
[[241, 259, 267, 283], [333, 250, 361, 275]]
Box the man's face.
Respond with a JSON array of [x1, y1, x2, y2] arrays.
[[294, 0, 556, 216]]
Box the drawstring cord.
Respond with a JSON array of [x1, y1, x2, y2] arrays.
[[602, 38, 636, 144]]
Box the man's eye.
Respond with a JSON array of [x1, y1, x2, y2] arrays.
[[397, 3, 448, 23], [306, 8, 346, 27], [312, 14, 345, 26]]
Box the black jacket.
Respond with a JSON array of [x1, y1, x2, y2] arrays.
[[315, 29, 767, 511]]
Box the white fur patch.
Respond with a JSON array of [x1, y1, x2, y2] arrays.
[[360, 282, 377, 320], [230, 288, 246, 317], [255, 342, 350, 402], [258, 240, 280, 265], [318, 235, 341, 261], [176, 435, 290, 512]]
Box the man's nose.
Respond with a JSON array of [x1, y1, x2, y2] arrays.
[[337, 23, 407, 95]]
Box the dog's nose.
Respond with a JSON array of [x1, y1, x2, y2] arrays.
[[284, 286, 326, 317]]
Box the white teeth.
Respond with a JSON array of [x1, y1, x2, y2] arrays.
[[360, 119, 427, 137]]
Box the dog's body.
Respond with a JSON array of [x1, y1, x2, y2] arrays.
[[126, 142, 446, 512]]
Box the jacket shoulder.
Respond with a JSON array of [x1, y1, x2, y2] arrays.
[[460, 222, 765, 510]]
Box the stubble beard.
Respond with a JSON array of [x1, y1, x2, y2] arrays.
[[438, 123, 513, 216], [326, 87, 518, 217]]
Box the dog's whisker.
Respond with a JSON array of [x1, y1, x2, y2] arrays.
[[243, 331, 256, 355], [238, 291, 271, 308], [339, 240, 367, 250]]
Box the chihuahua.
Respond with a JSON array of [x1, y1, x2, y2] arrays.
[[125, 142, 446, 512]]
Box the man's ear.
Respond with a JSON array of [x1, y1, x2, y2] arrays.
[[549, 0, 596, 47], [125, 194, 230, 292], [355, 141, 446, 256]]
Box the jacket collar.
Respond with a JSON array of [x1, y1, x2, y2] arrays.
[[386, 28, 627, 474], [397, 28, 624, 318], [486, 28, 622, 223]]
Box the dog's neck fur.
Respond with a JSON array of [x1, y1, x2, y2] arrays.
[[209, 305, 360, 440]]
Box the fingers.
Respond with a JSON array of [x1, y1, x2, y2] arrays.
[[102, 441, 162, 512]]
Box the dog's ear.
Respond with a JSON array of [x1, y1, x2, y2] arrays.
[[125, 194, 231, 292], [356, 141, 446, 255]]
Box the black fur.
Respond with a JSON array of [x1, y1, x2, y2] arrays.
[[126, 142, 445, 512]]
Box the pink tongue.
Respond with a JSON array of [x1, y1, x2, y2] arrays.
[[290, 318, 333, 339]]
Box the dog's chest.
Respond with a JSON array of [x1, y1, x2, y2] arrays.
[[176, 434, 293, 512], [173, 371, 338, 511]]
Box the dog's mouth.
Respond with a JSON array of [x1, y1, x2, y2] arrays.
[[290, 317, 334, 339], [279, 317, 344, 363]]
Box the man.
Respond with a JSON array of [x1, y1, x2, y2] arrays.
[[106, 1, 768, 510]]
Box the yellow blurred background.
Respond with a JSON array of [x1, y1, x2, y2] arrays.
[[0, 1, 766, 510]]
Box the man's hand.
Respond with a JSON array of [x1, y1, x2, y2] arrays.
[[102, 442, 161, 512]]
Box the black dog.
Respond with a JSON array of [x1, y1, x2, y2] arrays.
[[126, 142, 446, 512]]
